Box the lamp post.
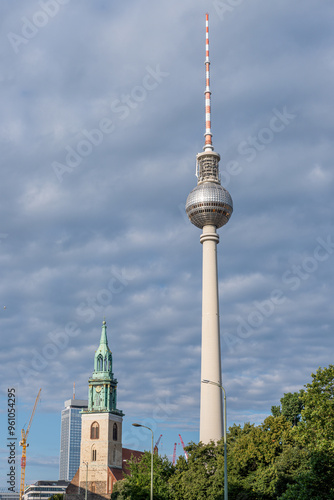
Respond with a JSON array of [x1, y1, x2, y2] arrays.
[[82, 461, 88, 500], [202, 379, 228, 500], [132, 423, 154, 500]]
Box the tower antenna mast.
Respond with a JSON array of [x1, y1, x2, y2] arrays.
[[185, 13, 233, 444], [204, 13, 213, 151]]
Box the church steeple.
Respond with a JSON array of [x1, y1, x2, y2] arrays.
[[76, 320, 125, 487], [92, 320, 113, 378], [87, 320, 124, 415]]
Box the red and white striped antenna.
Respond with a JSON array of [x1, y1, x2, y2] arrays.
[[204, 13, 213, 151]]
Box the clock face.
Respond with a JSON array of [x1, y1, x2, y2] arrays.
[[96, 385, 101, 393]]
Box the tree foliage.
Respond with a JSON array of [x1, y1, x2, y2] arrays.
[[111, 451, 174, 500], [296, 364, 334, 452], [227, 416, 297, 499], [112, 365, 334, 500], [169, 441, 224, 500], [271, 391, 304, 425], [278, 450, 334, 500]]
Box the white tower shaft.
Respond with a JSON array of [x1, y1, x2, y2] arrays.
[[200, 225, 223, 442]]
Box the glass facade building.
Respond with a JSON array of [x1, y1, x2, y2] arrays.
[[0, 492, 19, 500], [22, 481, 68, 500], [59, 399, 87, 481]]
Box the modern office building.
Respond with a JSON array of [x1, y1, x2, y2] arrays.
[[185, 13, 233, 443], [0, 491, 19, 500], [59, 398, 88, 481], [22, 480, 69, 500]]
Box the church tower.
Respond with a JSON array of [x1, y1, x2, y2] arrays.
[[78, 320, 124, 498]]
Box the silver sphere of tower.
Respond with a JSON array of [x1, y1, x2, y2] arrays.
[[186, 150, 233, 229]]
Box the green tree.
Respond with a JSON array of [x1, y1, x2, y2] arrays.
[[281, 392, 304, 426], [278, 450, 334, 500], [271, 391, 304, 426], [227, 417, 295, 499], [111, 451, 174, 500], [297, 365, 334, 452], [112, 365, 334, 499], [273, 445, 309, 497], [277, 365, 334, 498], [271, 405, 281, 418], [169, 440, 225, 500]]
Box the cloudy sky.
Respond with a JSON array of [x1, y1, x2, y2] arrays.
[[1, 0, 334, 486]]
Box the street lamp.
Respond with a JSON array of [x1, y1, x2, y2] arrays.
[[202, 379, 228, 500], [82, 461, 88, 500], [132, 423, 154, 500]]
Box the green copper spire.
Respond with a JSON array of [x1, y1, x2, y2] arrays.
[[92, 319, 113, 378], [86, 320, 124, 416]]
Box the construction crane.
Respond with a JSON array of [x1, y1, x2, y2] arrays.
[[179, 434, 188, 460], [172, 443, 177, 466], [153, 434, 162, 455], [19, 389, 42, 500]]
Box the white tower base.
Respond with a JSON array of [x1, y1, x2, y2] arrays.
[[199, 224, 223, 443]]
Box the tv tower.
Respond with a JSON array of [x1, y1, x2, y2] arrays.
[[185, 13, 233, 443]]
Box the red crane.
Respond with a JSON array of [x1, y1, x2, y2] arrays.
[[172, 442, 177, 466], [179, 434, 188, 460]]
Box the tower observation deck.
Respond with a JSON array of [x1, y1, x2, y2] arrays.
[[185, 15, 233, 229], [185, 13, 233, 444]]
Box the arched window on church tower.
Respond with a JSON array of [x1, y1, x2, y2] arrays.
[[97, 354, 103, 371], [92, 446, 97, 462], [91, 422, 99, 439], [113, 423, 117, 441]]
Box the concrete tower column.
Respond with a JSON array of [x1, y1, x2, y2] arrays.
[[200, 225, 223, 442]]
